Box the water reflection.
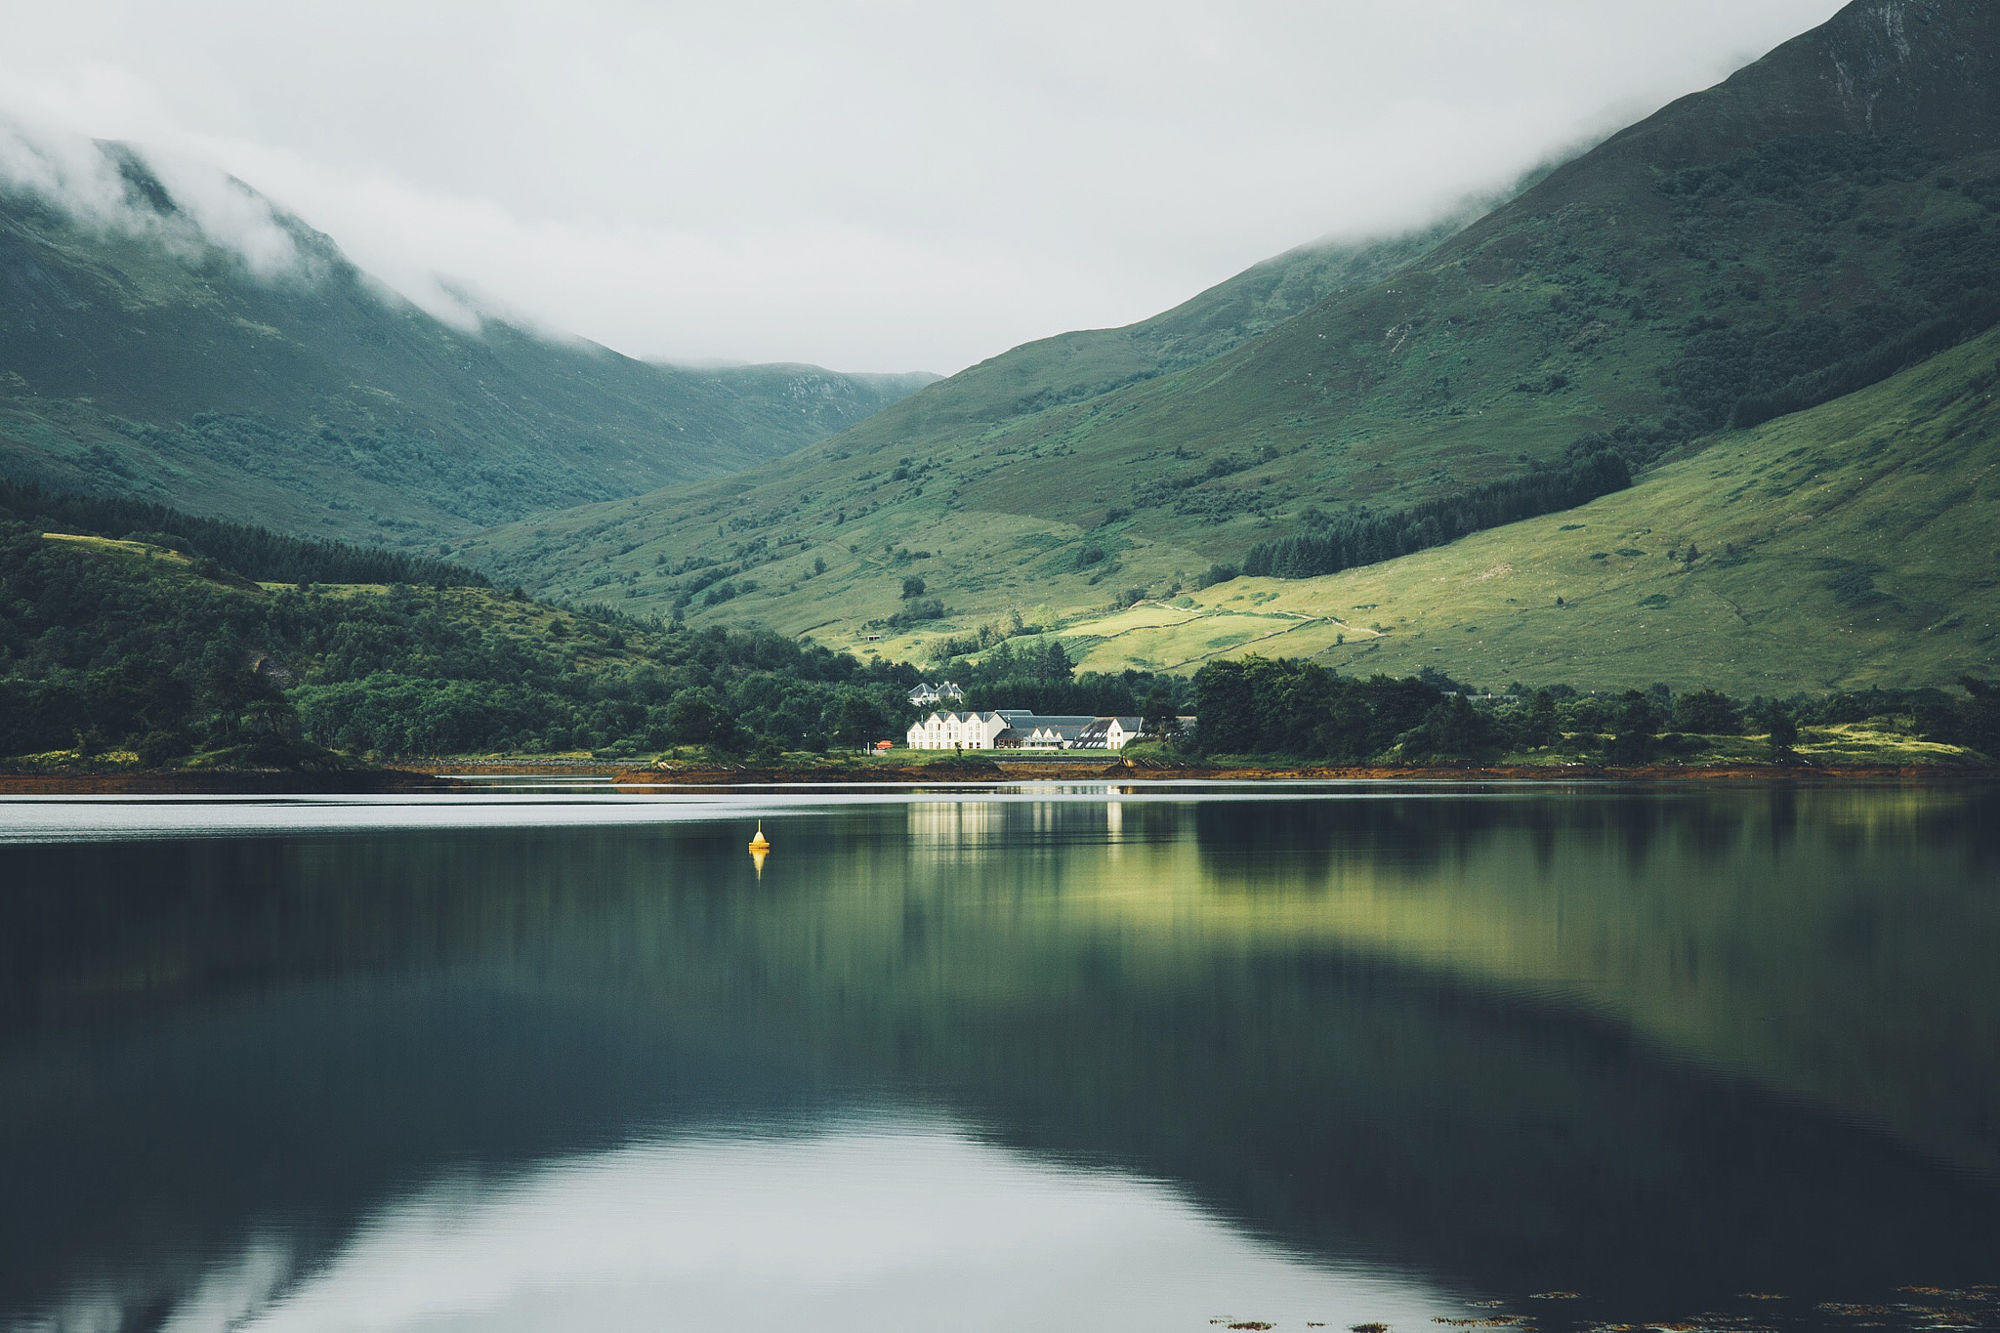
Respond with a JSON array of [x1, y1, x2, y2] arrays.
[[207, 1122, 1440, 1333], [1, 787, 1996, 1330]]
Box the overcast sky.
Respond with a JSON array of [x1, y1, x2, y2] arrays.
[[0, 0, 1845, 373]]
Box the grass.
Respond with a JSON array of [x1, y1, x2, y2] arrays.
[[971, 329, 2000, 693], [43, 532, 200, 566]]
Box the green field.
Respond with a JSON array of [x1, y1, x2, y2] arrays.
[[1049, 328, 2000, 693]]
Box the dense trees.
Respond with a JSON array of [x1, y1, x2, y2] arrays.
[[1656, 133, 2000, 435], [1241, 450, 1630, 581], [0, 480, 487, 587], [1728, 290, 2000, 429], [947, 638, 1191, 719], [1192, 659, 1447, 759], [0, 522, 916, 763], [1177, 658, 1998, 765]]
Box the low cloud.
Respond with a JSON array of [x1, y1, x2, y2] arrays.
[[0, 0, 1848, 373], [0, 115, 316, 283]]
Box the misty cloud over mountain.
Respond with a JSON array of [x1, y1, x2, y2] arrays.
[[0, 0, 1846, 372]]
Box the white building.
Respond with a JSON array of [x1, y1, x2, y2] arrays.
[[906, 710, 1035, 750], [905, 710, 1195, 751]]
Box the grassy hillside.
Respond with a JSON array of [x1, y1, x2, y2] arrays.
[[823, 215, 1473, 446], [1037, 326, 2000, 694], [0, 137, 933, 547], [468, 0, 2000, 658], [6, 493, 1988, 773], [453, 219, 1484, 613]]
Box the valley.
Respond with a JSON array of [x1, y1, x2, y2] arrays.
[[447, 0, 2000, 696], [1, 0, 1996, 760]]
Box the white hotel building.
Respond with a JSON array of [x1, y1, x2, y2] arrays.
[[905, 711, 1174, 752]]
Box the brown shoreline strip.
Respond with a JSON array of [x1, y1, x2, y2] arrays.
[[1, 762, 1990, 797]]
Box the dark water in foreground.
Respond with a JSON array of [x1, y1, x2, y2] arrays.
[[0, 784, 1996, 1332]]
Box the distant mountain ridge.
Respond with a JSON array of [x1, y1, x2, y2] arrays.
[[463, 0, 2000, 693], [0, 131, 935, 545], [847, 213, 1476, 445]]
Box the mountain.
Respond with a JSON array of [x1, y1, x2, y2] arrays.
[[0, 133, 935, 546], [820, 212, 1474, 452], [1025, 323, 2000, 695], [456, 216, 1486, 608], [467, 0, 2000, 686]]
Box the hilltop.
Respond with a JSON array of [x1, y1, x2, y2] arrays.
[[463, 0, 2000, 687], [0, 133, 934, 547]]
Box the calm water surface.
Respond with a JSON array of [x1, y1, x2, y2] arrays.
[[1, 783, 1997, 1332]]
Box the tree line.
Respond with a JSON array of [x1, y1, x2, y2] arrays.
[[1728, 287, 2000, 430], [0, 479, 490, 588], [943, 638, 1189, 721], [1238, 449, 1630, 582], [1183, 657, 1999, 764]]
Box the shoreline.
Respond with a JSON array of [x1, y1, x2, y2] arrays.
[[0, 768, 451, 796], [610, 759, 1997, 786], [0, 759, 1992, 796]]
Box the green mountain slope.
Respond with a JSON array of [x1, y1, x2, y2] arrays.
[[837, 214, 1471, 446], [468, 0, 2000, 660], [0, 137, 934, 546], [1043, 325, 2000, 694], [457, 220, 1482, 616]]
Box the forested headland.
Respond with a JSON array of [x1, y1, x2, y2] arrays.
[[0, 514, 920, 767]]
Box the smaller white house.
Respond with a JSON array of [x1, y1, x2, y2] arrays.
[[907, 680, 966, 707], [1072, 716, 1143, 750], [1076, 716, 1196, 749]]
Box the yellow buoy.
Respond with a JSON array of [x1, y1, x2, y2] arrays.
[[748, 821, 772, 853]]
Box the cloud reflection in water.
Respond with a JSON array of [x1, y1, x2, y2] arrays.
[[231, 1119, 1445, 1333]]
